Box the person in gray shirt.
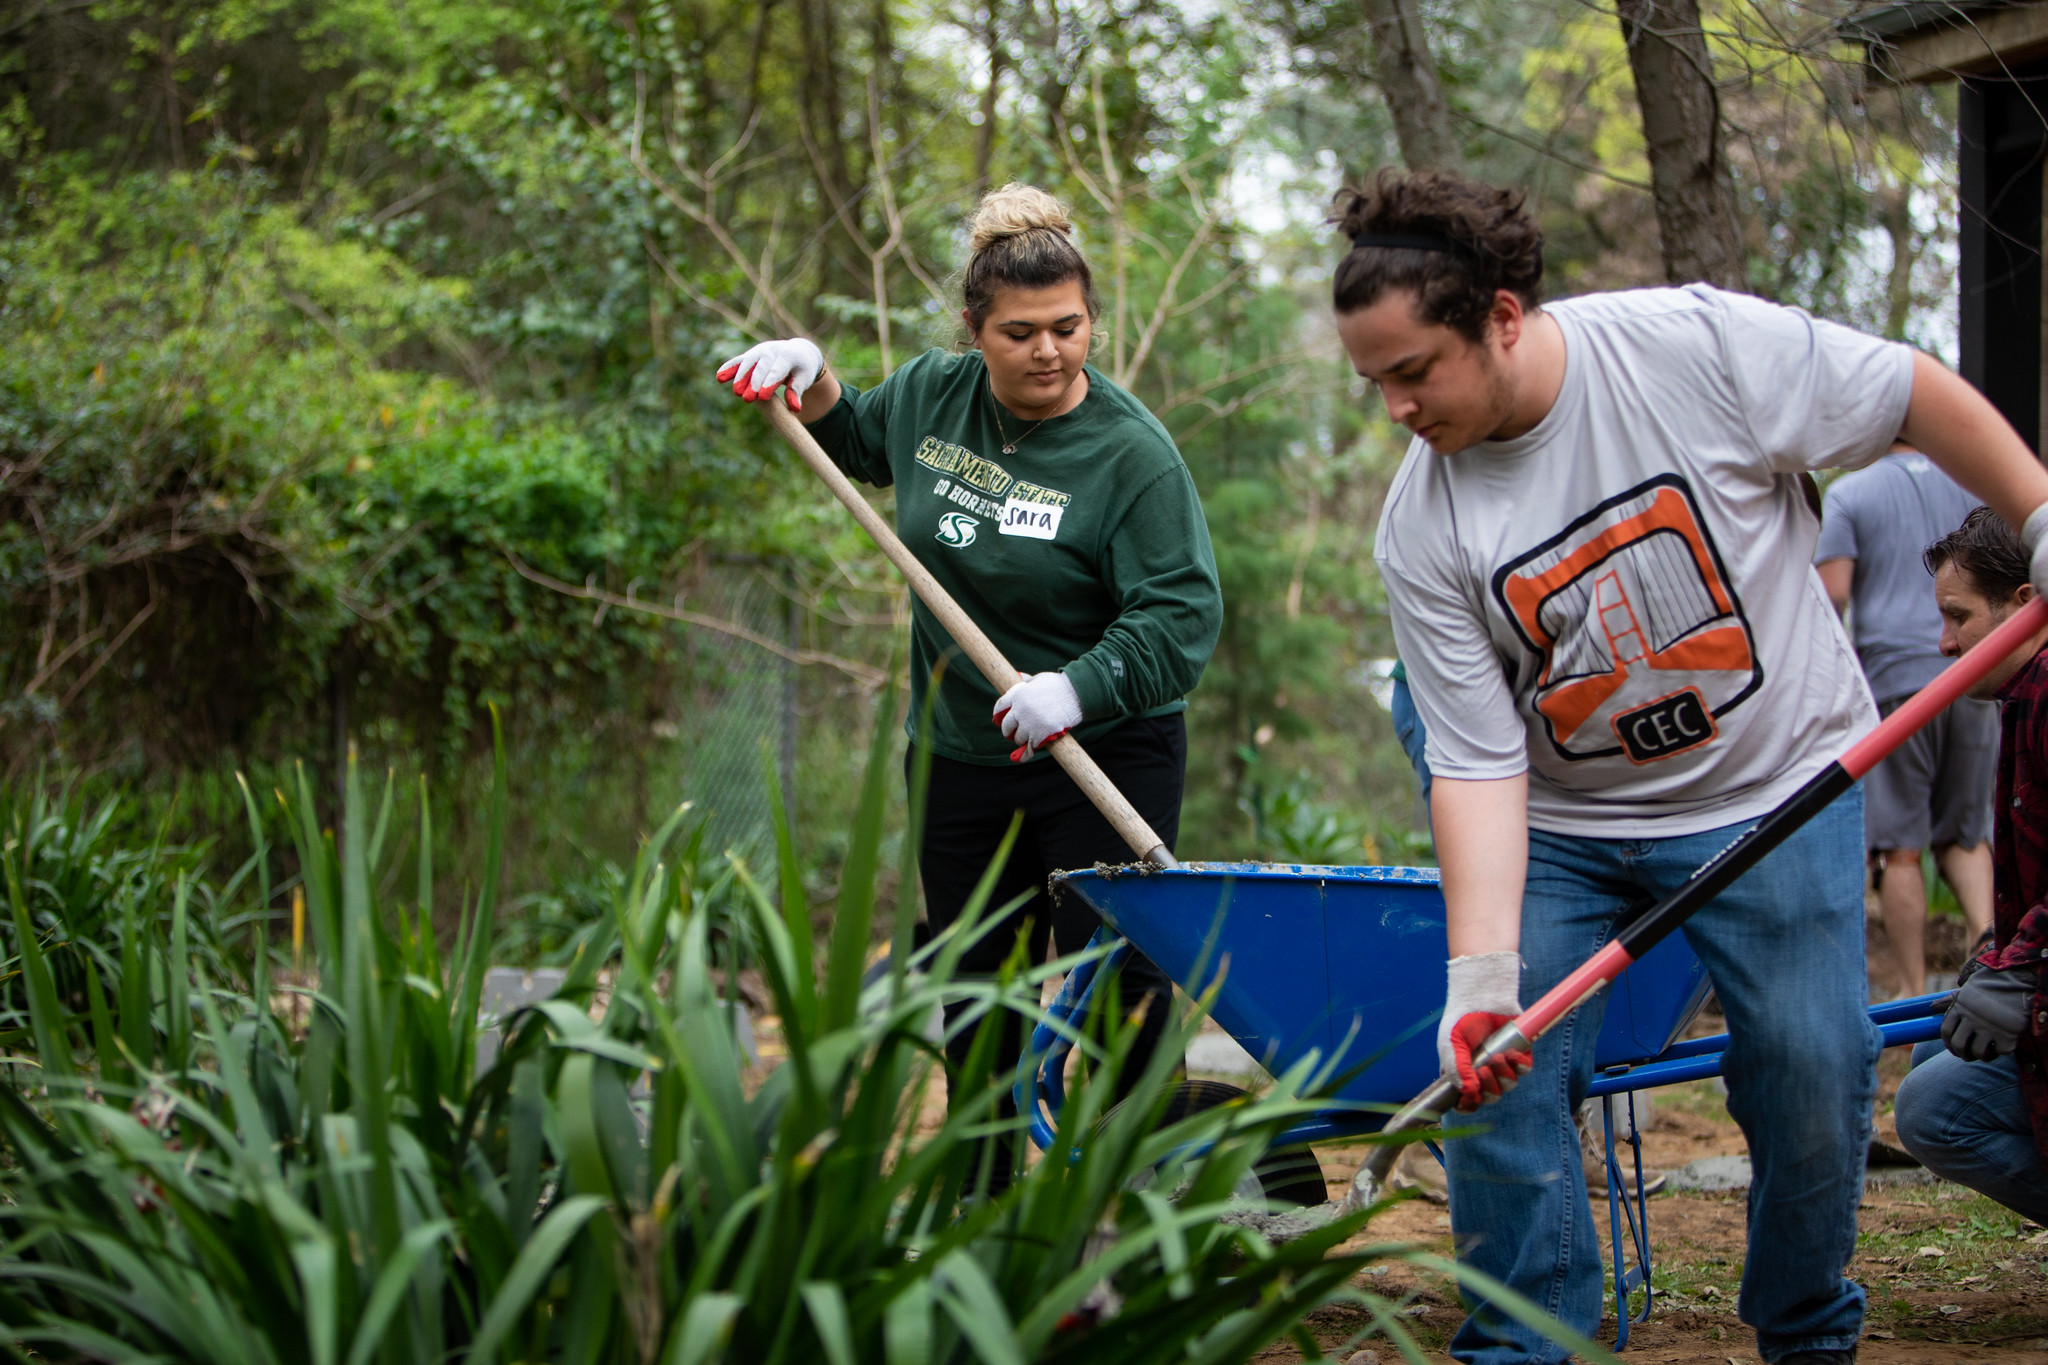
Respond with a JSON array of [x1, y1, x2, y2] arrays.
[[1815, 445, 1995, 996]]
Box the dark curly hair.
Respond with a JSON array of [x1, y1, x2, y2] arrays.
[[1330, 169, 1545, 342], [1924, 505, 2029, 601]]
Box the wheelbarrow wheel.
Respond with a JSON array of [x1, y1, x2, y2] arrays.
[[1105, 1078, 1329, 1208]]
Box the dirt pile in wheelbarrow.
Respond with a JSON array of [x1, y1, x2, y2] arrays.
[[1248, 1060, 2048, 1364]]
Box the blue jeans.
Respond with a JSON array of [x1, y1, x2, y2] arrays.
[[1390, 673, 1432, 801], [1446, 789, 1878, 1365], [1894, 1049, 2048, 1222]]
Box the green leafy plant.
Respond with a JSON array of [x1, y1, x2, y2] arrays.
[[1238, 774, 1367, 865], [0, 694, 1609, 1363], [494, 809, 754, 971], [0, 778, 248, 1048]]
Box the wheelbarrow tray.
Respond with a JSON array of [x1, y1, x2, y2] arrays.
[[1052, 862, 1713, 1109]]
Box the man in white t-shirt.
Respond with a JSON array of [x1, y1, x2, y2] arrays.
[[1339, 170, 2048, 1365]]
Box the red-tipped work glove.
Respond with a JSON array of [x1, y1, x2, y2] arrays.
[[716, 338, 825, 410], [993, 671, 1082, 761], [1437, 951, 1533, 1113]]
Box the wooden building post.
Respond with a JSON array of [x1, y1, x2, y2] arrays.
[[1856, 2, 2048, 456]]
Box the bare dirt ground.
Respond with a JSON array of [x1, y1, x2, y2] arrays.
[[1242, 910, 2048, 1363], [1256, 1071, 2048, 1362]]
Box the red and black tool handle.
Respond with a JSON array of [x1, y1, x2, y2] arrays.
[[1354, 596, 2048, 1196]]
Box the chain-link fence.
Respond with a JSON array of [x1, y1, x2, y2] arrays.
[[671, 568, 800, 869]]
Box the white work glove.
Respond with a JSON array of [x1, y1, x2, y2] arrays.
[[1437, 951, 1531, 1113], [992, 671, 1082, 760], [716, 337, 825, 411], [2024, 503, 2048, 603]]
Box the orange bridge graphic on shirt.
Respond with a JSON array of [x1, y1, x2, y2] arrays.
[[1490, 474, 1762, 765]]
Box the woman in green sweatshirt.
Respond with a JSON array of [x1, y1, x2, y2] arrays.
[[717, 183, 1222, 1192]]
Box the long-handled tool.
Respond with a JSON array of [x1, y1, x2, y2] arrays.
[[758, 400, 1177, 869], [1346, 594, 2048, 1209]]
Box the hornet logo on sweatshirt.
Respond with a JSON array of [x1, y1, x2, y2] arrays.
[[935, 512, 979, 548]]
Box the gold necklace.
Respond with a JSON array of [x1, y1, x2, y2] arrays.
[[988, 371, 1081, 456]]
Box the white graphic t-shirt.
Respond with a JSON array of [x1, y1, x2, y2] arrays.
[[1375, 285, 1913, 837]]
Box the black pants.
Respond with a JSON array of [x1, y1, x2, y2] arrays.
[[913, 713, 1186, 1188]]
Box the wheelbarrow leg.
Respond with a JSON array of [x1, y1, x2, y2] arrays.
[[1015, 928, 1133, 1151], [1603, 1092, 1654, 1349]]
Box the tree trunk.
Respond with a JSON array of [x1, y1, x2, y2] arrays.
[[796, 0, 862, 303], [1615, 0, 1748, 291], [1025, 0, 1069, 152], [1879, 182, 1916, 340], [738, 0, 778, 139], [868, 0, 900, 142], [798, 0, 853, 210], [1357, 0, 1460, 172], [973, 0, 1003, 194]]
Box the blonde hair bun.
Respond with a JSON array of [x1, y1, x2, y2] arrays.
[[959, 182, 1097, 329], [968, 183, 1075, 253]]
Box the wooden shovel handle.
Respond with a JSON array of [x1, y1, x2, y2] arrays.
[[763, 400, 1178, 868]]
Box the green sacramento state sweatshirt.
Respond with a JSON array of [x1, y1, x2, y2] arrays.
[[807, 348, 1222, 765]]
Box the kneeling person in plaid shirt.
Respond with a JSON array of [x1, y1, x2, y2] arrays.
[[1896, 507, 2048, 1222]]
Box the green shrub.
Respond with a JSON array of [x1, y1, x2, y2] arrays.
[[494, 811, 754, 970], [1240, 777, 1367, 865], [2, 694, 1496, 1364], [0, 778, 247, 1050], [0, 160, 787, 778]]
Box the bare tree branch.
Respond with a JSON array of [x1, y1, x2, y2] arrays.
[[60, 593, 157, 708], [1153, 342, 1338, 419], [1447, 107, 1652, 193], [1117, 167, 1222, 388], [566, 90, 811, 336], [505, 554, 887, 687]]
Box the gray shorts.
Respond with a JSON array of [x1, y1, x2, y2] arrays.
[[1864, 692, 1998, 852]]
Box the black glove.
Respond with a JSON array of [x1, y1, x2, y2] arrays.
[[1941, 965, 2039, 1062], [1954, 927, 1997, 990]]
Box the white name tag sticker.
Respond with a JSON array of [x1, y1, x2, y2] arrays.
[[998, 497, 1063, 540]]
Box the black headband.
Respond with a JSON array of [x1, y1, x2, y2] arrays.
[[1350, 232, 1460, 253]]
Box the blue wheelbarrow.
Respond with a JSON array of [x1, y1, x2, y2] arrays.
[[1021, 861, 1951, 1349]]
